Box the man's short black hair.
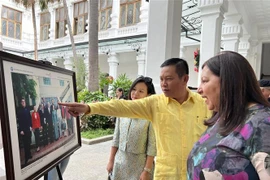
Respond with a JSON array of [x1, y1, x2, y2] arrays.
[[160, 58, 189, 78]]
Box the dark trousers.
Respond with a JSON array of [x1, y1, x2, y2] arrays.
[[34, 128, 40, 148], [42, 124, 48, 146], [22, 131, 31, 165]]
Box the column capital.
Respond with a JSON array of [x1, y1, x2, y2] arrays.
[[137, 50, 146, 61], [222, 14, 243, 39], [107, 52, 119, 63], [238, 34, 251, 58], [198, 0, 228, 17], [222, 25, 243, 39]]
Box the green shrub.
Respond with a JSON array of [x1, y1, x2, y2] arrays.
[[78, 90, 112, 131], [110, 74, 133, 98]]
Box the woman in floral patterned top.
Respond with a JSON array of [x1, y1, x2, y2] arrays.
[[187, 51, 270, 180], [107, 76, 156, 180]]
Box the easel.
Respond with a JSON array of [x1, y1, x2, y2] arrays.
[[44, 165, 63, 180]]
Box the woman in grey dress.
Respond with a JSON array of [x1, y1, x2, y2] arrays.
[[107, 76, 157, 180]]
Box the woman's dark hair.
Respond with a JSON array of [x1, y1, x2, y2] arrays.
[[116, 87, 125, 99], [127, 76, 156, 100], [117, 87, 123, 93], [203, 51, 270, 135]]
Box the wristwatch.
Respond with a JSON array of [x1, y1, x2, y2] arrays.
[[144, 167, 152, 174]]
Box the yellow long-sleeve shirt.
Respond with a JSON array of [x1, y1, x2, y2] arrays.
[[86, 89, 212, 180]]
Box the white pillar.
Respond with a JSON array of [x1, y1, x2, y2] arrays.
[[110, 0, 120, 29], [140, 0, 149, 24], [180, 45, 186, 59], [36, 13, 41, 42], [197, 0, 228, 85], [137, 0, 149, 32], [146, 0, 183, 92], [84, 53, 89, 87], [0, 42, 2, 50], [238, 34, 251, 59], [222, 14, 243, 52], [137, 50, 146, 76], [65, 2, 73, 37], [248, 40, 259, 75], [49, 8, 56, 40], [107, 52, 119, 79], [64, 56, 74, 70]]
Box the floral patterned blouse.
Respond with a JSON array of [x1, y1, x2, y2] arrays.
[[187, 104, 270, 180]]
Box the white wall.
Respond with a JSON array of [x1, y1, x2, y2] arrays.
[[117, 52, 137, 81], [99, 54, 109, 75], [99, 52, 138, 81]]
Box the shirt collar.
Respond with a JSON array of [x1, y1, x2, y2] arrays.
[[166, 88, 195, 105]]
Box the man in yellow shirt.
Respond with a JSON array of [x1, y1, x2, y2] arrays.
[[60, 58, 212, 180]]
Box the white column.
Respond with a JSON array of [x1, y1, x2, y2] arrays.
[[140, 0, 149, 24], [64, 56, 74, 71], [222, 14, 243, 52], [146, 0, 183, 92], [238, 34, 251, 59], [110, 0, 120, 29], [197, 0, 228, 85], [36, 13, 41, 42], [179, 45, 186, 59], [65, 2, 73, 37], [137, 0, 149, 32], [107, 52, 119, 79], [248, 40, 259, 75], [254, 41, 263, 79], [137, 50, 146, 76], [0, 42, 2, 50], [84, 53, 89, 87], [49, 8, 56, 40]]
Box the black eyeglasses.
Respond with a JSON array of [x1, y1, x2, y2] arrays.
[[138, 76, 152, 83]]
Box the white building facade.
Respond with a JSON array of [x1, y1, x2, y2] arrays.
[[0, 0, 270, 90]]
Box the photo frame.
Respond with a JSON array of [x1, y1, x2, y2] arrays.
[[0, 51, 81, 180]]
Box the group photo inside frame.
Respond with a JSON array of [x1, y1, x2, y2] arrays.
[[0, 51, 81, 180]]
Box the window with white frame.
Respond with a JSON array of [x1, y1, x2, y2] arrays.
[[1, 6, 22, 39], [55, 7, 66, 38], [120, 0, 141, 27], [40, 12, 50, 41], [59, 80, 64, 86], [98, 0, 112, 31], [74, 1, 88, 35], [43, 77, 51, 85]]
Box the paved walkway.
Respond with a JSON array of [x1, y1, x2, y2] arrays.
[[63, 140, 111, 180]]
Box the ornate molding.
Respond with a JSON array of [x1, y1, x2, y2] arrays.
[[198, 0, 228, 17], [222, 24, 242, 35]]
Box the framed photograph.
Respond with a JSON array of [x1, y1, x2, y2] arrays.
[[0, 51, 81, 180]]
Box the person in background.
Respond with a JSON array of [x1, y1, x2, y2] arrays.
[[44, 101, 53, 144], [258, 79, 270, 102], [58, 58, 211, 179], [107, 76, 156, 180], [51, 99, 59, 141], [31, 106, 42, 152], [116, 88, 125, 99], [187, 51, 270, 180], [38, 103, 48, 146], [17, 98, 32, 166]]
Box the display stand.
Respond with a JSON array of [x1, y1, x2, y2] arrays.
[[44, 165, 63, 180]]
